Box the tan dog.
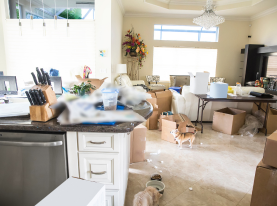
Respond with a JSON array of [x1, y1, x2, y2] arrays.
[[170, 129, 196, 149], [133, 186, 162, 206]]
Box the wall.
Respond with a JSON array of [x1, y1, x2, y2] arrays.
[[123, 17, 250, 86], [111, 0, 123, 82], [249, 12, 277, 46], [95, 0, 112, 82]]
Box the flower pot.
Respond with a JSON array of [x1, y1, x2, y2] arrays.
[[77, 89, 86, 96], [129, 51, 137, 57]]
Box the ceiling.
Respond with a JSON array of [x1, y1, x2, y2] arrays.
[[121, 0, 277, 20]]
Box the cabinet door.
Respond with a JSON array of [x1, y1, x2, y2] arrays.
[[79, 153, 119, 189], [78, 132, 120, 152], [106, 190, 119, 206]]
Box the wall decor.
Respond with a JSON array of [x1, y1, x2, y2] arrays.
[[99, 50, 107, 57], [122, 29, 148, 69]]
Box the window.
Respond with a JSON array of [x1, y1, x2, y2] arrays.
[[153, 47, 218, 81], [154, 25, 218, 42], [11, 1, 95, 20], [266, 56, 277, 77]]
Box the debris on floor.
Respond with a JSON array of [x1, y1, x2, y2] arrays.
[[189, 187, 193, 191]]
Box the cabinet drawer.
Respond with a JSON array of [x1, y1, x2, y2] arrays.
[[78, 132, 119, 152], [106, 190, 119, 206], [79, 153, 119, 189]]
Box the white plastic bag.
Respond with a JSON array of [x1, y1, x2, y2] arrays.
[[238, 114, 263, 137]]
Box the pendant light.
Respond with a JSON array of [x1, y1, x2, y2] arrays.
[[42, 0, 46, 36], [54, 0, 57, 29], [18, 0, 22, 36], [30, 0, 33, 29], [67, 0, 70, 37]]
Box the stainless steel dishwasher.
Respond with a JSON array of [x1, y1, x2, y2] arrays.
[[0, 131, 68, 206]]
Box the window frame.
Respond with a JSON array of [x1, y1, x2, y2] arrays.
[[154, 25, 219, 42]]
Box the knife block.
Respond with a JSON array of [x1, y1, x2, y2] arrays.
[[29, 85, 58, 122]]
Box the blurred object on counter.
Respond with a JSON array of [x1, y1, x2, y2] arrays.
[[101, 88, 119, 110], [263, 77, 269, 89], [73, 82, 96, 96], [268, 77, 276, 90], [0, 76, 18, 95], [83, 65, 92, 78], [119, 87, 152, 107], [227, 86, 233, 94], [49, 68, 59, 76], [50, 77, 63, 95], [246, 81, 255, 86], [260, 77, 264, 88]]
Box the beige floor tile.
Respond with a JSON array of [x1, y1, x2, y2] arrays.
[[125, 124, 264, 206]]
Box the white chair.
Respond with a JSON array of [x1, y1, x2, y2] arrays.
[[146, 75, 166, 91], [114, 74, 147, 92]]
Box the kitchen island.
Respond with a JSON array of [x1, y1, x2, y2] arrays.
[[0, 102, 152, 206]]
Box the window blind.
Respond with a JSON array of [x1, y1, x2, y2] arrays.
[[4, 19, 95, 86], [267, 56, 277, 77], [153, 47, 217, 81]]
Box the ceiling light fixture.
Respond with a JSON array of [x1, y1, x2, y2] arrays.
[[193, 0, 225, 30]]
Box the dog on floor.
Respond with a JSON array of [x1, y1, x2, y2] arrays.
[[170, 129, 196, 149], [133, 186, 162, 206]]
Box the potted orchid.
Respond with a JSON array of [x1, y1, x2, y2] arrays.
[[122, 29, 148, 68]]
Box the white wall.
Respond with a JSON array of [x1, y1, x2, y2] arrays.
[[111, 0, 123, 81], [249, 12, 277, 46], [123, 17, 251, 86]]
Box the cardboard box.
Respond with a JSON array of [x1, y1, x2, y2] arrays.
[[147, 90, 172, 114], [36, 177, 106, 206], [250, 160, 277, 206], [75, 75, 107, 91], [263, 131, 277, 168], [130, 124, 147, 163], [212, 107, 246, 135], [252, 103, 277, 135], [188, 72, 209, 94], [146, 98, 159, 130], [162, 114, 195, 143], [158, 113, 174, 131]]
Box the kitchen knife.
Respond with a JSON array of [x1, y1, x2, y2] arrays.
[[34, 90, 44, 105], [31, 72, 38, 85], [36, 67, 43, 84], [40, 68, 47, 85], [38, 89, 47, 103], [45, 72, 52, 86], [25, 91, 34, 105], [29, 90, 38, 105]]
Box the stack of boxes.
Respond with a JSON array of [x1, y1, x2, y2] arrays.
[[251, 131, 277, 206]]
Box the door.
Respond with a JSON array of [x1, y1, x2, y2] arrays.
[[0, 132, 68, 206]]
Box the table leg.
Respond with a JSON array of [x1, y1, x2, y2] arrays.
[[200, 100, 205, 133], [195, 98, 200, 126], [264, 102, 269, 136]]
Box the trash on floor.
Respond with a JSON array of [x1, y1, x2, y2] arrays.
[[189, 187, 193, 191], [160, 161, 164, 163], [238, 114, 263, 137]]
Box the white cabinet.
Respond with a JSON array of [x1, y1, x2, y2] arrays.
[[79, 153, 120, 189], [67, 132, 130, 206]]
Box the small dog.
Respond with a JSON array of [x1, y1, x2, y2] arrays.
[[170, 129, 196, 149], [133, 186, 162, 206]]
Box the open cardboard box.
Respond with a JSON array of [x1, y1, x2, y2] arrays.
[[147, 90, 172, 114], [250, 160, 277, 206], [212, 107, 246, 135], [252, 103, 277, 135], [75, 75, 107, 92], [162, 114, 196, 143]]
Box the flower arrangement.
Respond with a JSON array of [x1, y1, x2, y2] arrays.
[[122, 29, 148, 68]]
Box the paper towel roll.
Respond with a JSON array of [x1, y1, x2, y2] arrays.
[[210, 82, 228, 98]]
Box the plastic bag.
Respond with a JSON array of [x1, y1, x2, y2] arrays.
[[238, 114, 263, 137]]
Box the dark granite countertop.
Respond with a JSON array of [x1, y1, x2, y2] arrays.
[[0, 101, 153, 133]]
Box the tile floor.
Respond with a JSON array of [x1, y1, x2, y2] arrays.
[[125, 123, 266, 206]]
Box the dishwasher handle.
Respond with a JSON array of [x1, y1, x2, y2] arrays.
[[0, 141, 63, 147]]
